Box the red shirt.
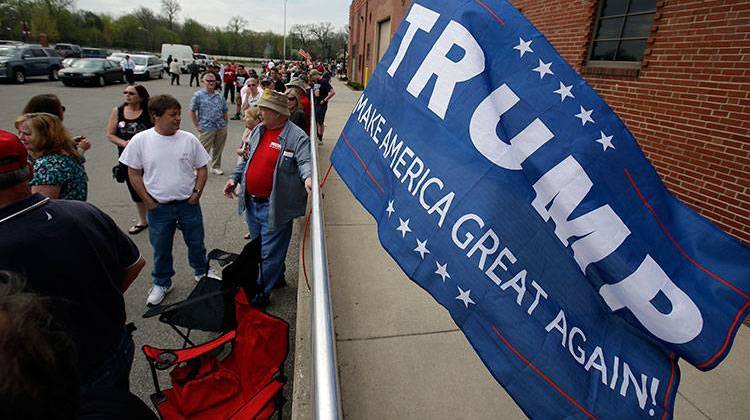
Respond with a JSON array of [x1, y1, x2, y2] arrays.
[[245, 126, 283, 197], [299, 94, 312, 134], [223, 68, 236, 84]]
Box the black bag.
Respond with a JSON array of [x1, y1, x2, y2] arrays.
[[112, 163, 128, 183]]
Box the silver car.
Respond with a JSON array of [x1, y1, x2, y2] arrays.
[[130, 54, 163, 80]]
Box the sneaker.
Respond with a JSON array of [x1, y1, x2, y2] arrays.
[[250, 292, 270, 309], [195, 268, 221, 282], [211, 168, 224, 175], [146, 284, 173, 306]]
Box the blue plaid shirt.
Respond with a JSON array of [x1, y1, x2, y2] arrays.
[[189, 90, 228, 130]]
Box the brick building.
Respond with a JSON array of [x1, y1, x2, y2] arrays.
[[348, 0, 750, 245]]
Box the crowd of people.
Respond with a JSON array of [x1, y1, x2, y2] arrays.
[[0, 55, 338, 418]]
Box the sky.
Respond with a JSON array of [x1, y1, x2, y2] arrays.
[[75, 0, 351, 34]]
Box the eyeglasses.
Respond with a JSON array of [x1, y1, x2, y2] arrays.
[[123, 91, 136, 95], [204, 80, 217, 83]]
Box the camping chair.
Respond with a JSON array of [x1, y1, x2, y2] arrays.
[[142, 291, 289, 419], [143, 238, 263, 347]]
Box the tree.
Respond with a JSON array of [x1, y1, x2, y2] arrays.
[[161, 0, 181, 31], [309, 22, 335, 60], [225, 16, 247, 55], [31, 5, 58, 40]]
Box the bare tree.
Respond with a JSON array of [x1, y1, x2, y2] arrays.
[[161, 0, 181, 31], [226, 16, 247, 34], [309, 22, 335, 60], [225, 16, 247, 55]]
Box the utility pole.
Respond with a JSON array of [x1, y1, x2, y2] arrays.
[[283, 0, 287, 62]]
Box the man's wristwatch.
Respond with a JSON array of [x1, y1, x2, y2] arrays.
[[193, 188, 202, 197]]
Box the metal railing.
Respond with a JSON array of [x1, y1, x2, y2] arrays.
[[308, 89, 343, 420]]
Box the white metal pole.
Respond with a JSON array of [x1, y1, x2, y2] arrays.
[[283, 0, 287, 62]]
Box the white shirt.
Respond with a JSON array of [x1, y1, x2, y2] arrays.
[[169, 61, 180, 73], [119, 128, 210, 203], [121, 58, 135, 70], [240, 83, 263, 107]]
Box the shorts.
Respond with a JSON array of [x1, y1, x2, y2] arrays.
[[314, 104, 328, 124]]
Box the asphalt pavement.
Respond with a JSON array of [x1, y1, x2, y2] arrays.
[[0, 75, 298, 417]]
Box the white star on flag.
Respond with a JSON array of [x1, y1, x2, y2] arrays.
[[414, 239, 430, 259], [596, 131, 615, 151], [386, 200, 395, 218], [533, 59, 553, 79], [575, 106, 595, 126], [396, 218, 412, 238], [514, 37, 533, 57], [435, 262, 451, 282], [553, 82, 574, 102], [456, 286, 475, 308]]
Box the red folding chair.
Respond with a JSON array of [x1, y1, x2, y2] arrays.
[[142, 291, 289, 419]]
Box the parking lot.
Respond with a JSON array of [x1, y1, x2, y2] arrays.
[[0, 76, 298, 416]]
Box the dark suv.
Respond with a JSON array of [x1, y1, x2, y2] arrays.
[[0, 44, 62, 83], [54, 43, 82, 58]]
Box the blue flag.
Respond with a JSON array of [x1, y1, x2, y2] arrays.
[[330, 1, 750, 418]]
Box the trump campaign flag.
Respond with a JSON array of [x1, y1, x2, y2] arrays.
[[330, 0, 750, 418]]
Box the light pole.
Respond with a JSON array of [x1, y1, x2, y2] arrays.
[[283, 0, 287, 62]]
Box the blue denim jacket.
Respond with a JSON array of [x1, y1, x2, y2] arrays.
[[231, 121, 312, 230]]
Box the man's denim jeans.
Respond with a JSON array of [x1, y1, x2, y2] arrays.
[[244, 199, 293, 295], [147, 201, 208, 287]]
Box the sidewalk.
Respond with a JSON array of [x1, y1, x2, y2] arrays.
[[293, 79, 750, 419]]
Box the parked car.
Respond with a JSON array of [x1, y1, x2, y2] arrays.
[[0, 44, 62, 83], [81, 47, 111, 59], [107, 52, 128, 65], [58, 58, 124, 86], [0, 40, 23, 46], [54, 43, 82, 58], [130, 54, 164, 80], [61, 57, 80, 68]]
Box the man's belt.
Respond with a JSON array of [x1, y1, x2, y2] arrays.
[[249, 195, 269, 203]]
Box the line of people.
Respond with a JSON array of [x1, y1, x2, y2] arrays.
[[0, 58, 336, 417]]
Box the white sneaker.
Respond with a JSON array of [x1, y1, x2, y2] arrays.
[[146, 284, 173, 306], [195, 268, 221, 282], [211, 168, 224, 175]]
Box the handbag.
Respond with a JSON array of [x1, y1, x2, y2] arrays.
[[112, 163, 128, 183]]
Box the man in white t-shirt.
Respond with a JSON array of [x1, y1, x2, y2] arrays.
[[119, 94, 217, 306]]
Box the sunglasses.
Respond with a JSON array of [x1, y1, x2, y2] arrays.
[[204, 80, 217, 83]]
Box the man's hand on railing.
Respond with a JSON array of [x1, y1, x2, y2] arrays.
[[305, 177, 312, 194]]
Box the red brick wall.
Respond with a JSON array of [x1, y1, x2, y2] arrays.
[[347, 0, 750, 245], [513, 0, 750, 246], [349, 0, 411, 84]]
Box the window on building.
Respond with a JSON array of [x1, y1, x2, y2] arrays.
[[589, 0, 656, 64]]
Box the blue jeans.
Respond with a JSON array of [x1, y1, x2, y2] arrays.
[[244, 198, 294, 295], [147, 201, 208, 287]]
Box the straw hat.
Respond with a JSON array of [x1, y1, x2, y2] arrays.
[[257, 90, 290, 116], [286, 78, 307, 91]]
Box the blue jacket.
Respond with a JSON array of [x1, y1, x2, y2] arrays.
[[231, 121, 312, 230]]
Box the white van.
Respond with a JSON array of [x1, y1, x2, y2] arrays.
[[160, 44, 193, 73]]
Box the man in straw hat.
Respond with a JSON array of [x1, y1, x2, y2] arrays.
[[223, 90, 312, 308]]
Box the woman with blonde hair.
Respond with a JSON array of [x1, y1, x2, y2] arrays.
[[236, 106, 262, 163], [285, 88, 308, 133], [15, 112, 88, 201]]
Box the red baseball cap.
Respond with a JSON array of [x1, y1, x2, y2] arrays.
[[0, 129, 30, 174]]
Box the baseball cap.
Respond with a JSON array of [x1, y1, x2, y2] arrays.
[[0, 129, 29, 174]]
